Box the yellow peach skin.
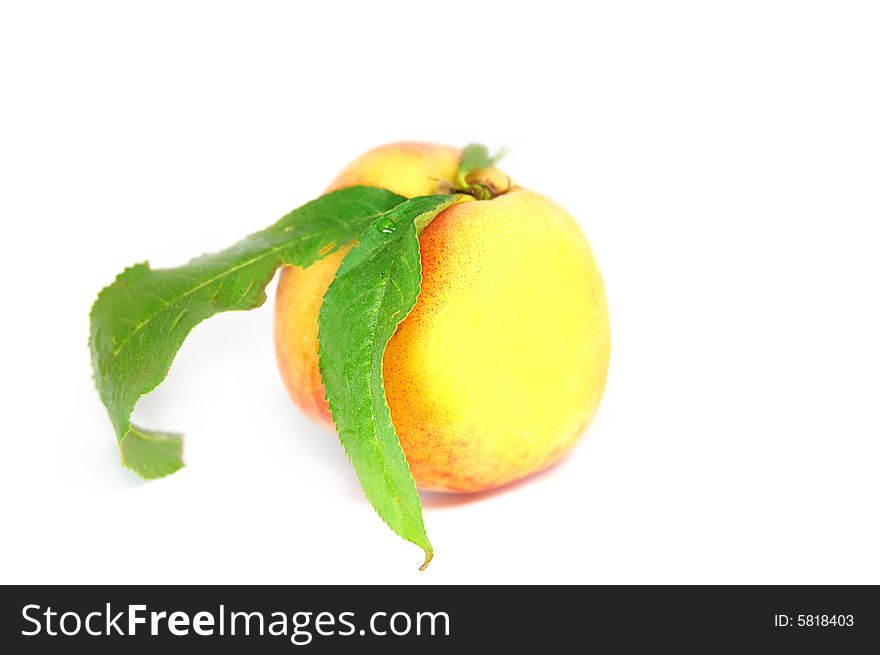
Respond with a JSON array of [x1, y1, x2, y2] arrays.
[[275, 142, 610, 492]]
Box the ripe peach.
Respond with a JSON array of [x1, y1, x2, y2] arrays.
[[275, 142, 610, 492]]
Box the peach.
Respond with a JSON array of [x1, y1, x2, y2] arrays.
[[275, 142, 610, 492]]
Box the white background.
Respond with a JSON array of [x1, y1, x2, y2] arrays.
[[2, 1, 878, 584]]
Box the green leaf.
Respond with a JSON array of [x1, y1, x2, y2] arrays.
[[89, 186, 406, 479], [318, 194, 455, 569], [456, 142, 505, 188]]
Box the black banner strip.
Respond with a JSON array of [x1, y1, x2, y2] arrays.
[[1, 585, 877, 652]]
